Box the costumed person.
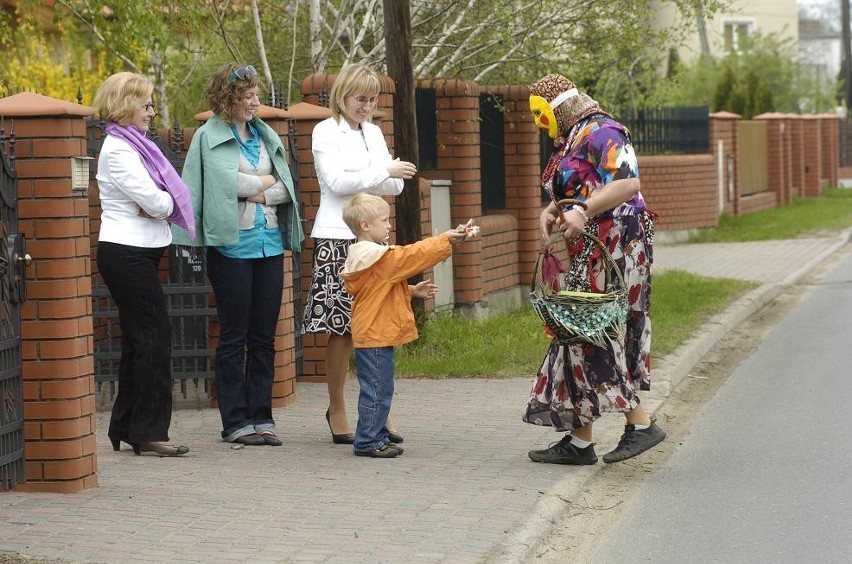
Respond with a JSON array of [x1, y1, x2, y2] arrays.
[[524, 73, 666, 465]]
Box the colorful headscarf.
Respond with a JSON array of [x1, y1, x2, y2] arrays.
[[528, 74, 609, 139]]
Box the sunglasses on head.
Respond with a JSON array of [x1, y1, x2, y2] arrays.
[[228, 65, 258, 83]]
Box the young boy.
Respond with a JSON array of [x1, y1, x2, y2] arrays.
[[341, 193, 477, 458]]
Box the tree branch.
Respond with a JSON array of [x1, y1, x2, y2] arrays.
[[53, 0, 141, 72]]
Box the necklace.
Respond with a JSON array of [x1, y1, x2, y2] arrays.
[[541, 119, 582, 186]]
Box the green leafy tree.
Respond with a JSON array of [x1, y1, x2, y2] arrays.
[[666, 31, 836, 117], [0, 18, 109, 100], [51, 0, 219, 126], [1, 0, 733, 125]]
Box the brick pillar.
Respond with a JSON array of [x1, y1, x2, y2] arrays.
[[709, 112, 741, 215], [819, 114, 839, 188], [286, 99, 332, 383], [801, 116, 822, 197], [755, 113, 792, 205], [488, 85, 542, 287], [787, 115, 805, 198], [420, 78, 485, 313], [264, 110, 299, 406], [0, 93, 97, 492]]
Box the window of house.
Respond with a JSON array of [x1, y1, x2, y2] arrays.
[[723, 19, 755, 52]]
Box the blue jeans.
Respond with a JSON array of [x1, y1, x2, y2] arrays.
[[353, 347, 395, 453], [206, 248, 284, 441]]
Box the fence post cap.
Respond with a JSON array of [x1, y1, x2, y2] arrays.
[[0, 92, 95, 118]]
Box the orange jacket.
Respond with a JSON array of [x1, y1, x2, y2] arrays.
[[342, 234, 452, 348]]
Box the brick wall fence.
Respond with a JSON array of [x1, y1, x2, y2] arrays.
[[0, 80, 840, 491], [0, 93, 97, 493]]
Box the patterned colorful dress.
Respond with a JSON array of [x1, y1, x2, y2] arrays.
[[523, 114, 656, 431]]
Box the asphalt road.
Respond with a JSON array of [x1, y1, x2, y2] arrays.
[[589, 246, 852, 563]]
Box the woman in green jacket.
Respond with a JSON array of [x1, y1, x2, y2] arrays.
[[172, 63, 304, 446]]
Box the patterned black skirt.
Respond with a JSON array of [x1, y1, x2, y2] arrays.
[[302, 238, 355, 336]]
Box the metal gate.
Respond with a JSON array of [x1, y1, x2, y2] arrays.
[[0, 120, 28, 490], [840, 118, 852, 167], [737, 120, 768, 197]]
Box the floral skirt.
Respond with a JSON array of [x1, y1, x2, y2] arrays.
[[302, 238, 355, 336], [523, 212, 653, 431]]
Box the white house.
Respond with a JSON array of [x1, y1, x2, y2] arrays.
[[653, 0, 799, 63], [798, 16, 841, 97]]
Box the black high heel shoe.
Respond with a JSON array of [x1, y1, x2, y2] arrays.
[[110, 438, 122, 452], [326, 409, 354, 445], [131, 442, 190, 456]]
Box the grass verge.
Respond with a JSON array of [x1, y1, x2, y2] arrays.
[[396, 270, 756, 378], [688, 187, 852, 242], [649, 270, 757, 358]]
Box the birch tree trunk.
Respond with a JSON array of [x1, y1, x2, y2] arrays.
[[250, 0, 276, 104], [310, 0, 324, 73]]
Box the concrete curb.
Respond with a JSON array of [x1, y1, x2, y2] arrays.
[[487, 229, 852, 563]]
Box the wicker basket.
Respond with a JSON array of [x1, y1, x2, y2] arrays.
[[530, 229, 628, 349]]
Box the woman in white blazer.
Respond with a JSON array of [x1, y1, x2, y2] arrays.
[[303, 63, 416, 445]]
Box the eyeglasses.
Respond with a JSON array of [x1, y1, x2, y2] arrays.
[[228, 65, 258, 83], [142, 102, 155, 113], [348, 95, 378, 107]]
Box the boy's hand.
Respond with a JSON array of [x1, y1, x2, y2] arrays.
[[411, 279, 439, 299], [455, 218, 481, 239], [447, 218, 480, 244], [446, 229, 467, 245]]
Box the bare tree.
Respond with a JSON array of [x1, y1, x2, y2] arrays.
[[309, 0, 324, 72], [305, 0, 726, 84], [250, 0, 275, 101]]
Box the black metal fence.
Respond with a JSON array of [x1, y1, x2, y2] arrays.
[[539, 105, 711, 179], [840, 119, 852, 167], [88, 119, 216, 400], [89, 111, 303, 399], [619, 105, 710, 155], [480, 92, 506, 210], [415, 87, 438, 171]]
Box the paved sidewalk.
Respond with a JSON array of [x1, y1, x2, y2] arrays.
[[0, 232, 849, 564]]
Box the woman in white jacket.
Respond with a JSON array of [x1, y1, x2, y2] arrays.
[[93, 72, 194, 457], [303, 63, 416, 445]]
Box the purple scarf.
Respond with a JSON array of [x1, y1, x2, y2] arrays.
[[105, 122, 196, 240]]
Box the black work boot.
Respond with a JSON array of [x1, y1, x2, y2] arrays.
[[528, 435, 598, 465], [602, 421, 666, 464]]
